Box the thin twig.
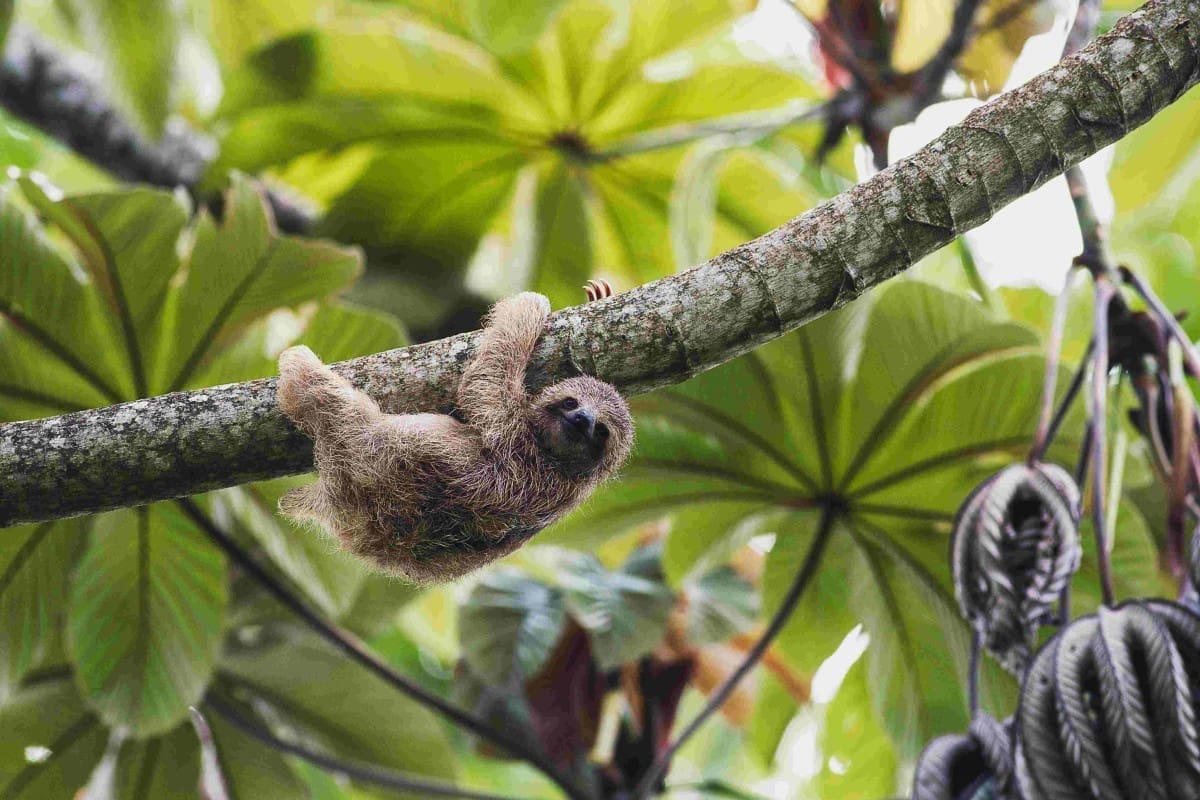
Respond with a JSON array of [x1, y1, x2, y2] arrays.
[[176, 499, 588, 800], [909, 0, 988, 115], [204, 694, 524, 800], [631, 505, 839, 799]]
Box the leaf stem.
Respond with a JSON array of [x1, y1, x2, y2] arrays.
[[176, 499, 589, 800], [594, 102, 829, 161], [630, 504, 839, 799]]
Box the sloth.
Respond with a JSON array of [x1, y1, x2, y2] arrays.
[[275, 281, 633, 583]]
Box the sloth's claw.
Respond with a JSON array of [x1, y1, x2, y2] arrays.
[[582, 279, 613, 303]]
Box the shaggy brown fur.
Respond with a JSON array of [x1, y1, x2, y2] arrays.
[[276, 291, 633, 583]]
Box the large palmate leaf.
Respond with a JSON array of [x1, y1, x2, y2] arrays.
[[212, 0, 818, 318], [68, 504, 228, 737], [545, 279, 1114, 757]]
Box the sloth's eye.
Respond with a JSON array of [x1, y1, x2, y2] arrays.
[[561, 397, 579, 411], [595, 423, 610, 440]]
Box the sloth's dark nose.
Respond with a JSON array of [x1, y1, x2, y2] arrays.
[[566, 408, 596, 438]]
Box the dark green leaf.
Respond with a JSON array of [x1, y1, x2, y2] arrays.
[[685, 567, 758, 646], [0, 520, 85, 701], [559, 553, 675, 669], [459, 570, 565, 687], [0, 678, 106, 799]]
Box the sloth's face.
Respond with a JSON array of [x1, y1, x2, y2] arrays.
[[532, 376, 633, 479]]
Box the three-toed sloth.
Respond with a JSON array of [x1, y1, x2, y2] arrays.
[[276, 287, 633, 583]]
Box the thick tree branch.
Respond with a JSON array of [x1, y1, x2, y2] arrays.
[[2, 0, 1198, 527]]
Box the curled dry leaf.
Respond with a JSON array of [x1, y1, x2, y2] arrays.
[[911, 713, 1013, 800], [951, 462, 1081, 673], [1016, 600, 1200, 799]]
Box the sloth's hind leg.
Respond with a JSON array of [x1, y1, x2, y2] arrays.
[[279, 481, 334, 525], [278, 345, 381, 438]]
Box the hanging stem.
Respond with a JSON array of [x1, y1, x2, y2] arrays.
[[1042, 338, 1095, 458], [1090, 278, 1117, 606], [1166, 342, 1196, 579], [1031, 268, 1082, 462], [630, 505, 839, 799], [176, 499, 588, 800]]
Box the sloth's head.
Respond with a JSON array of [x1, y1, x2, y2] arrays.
[[531, 376, 633, 479]]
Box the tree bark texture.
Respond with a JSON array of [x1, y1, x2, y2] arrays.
[[2, 0, 1198, 527]]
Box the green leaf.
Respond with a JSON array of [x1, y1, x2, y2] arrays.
[[530, 160, 593, 303], [0, 183, 132, 415], [68, 505, 228, 737], [0, 0, 11, 51], [156, 175, 360, 393], [107, 724, 203, 798], [1073, 500, 1173, 613], [0, 678, 107, 798], [1111, 85, 1200, 212], [462, 0, 570, 55], [49, 186, 190, 393], [0, 520, 86, 701], [459, 570, 565, 687], [59, 0, 179, 135], [747, 673, 799, 767], [559, 553, 675, 669], [212, 0, 816, 318], [813, 659, 898, 799], [207, 0, 325, 69], [220, 640, 457, 782], [684, 566, 759, 646]]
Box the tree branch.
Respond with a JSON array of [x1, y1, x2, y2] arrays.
[[0, 28, 315, 233], [2, 0, 1198, 526]]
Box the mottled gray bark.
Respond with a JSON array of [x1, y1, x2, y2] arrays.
[[2, 0, 1198, 527]]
